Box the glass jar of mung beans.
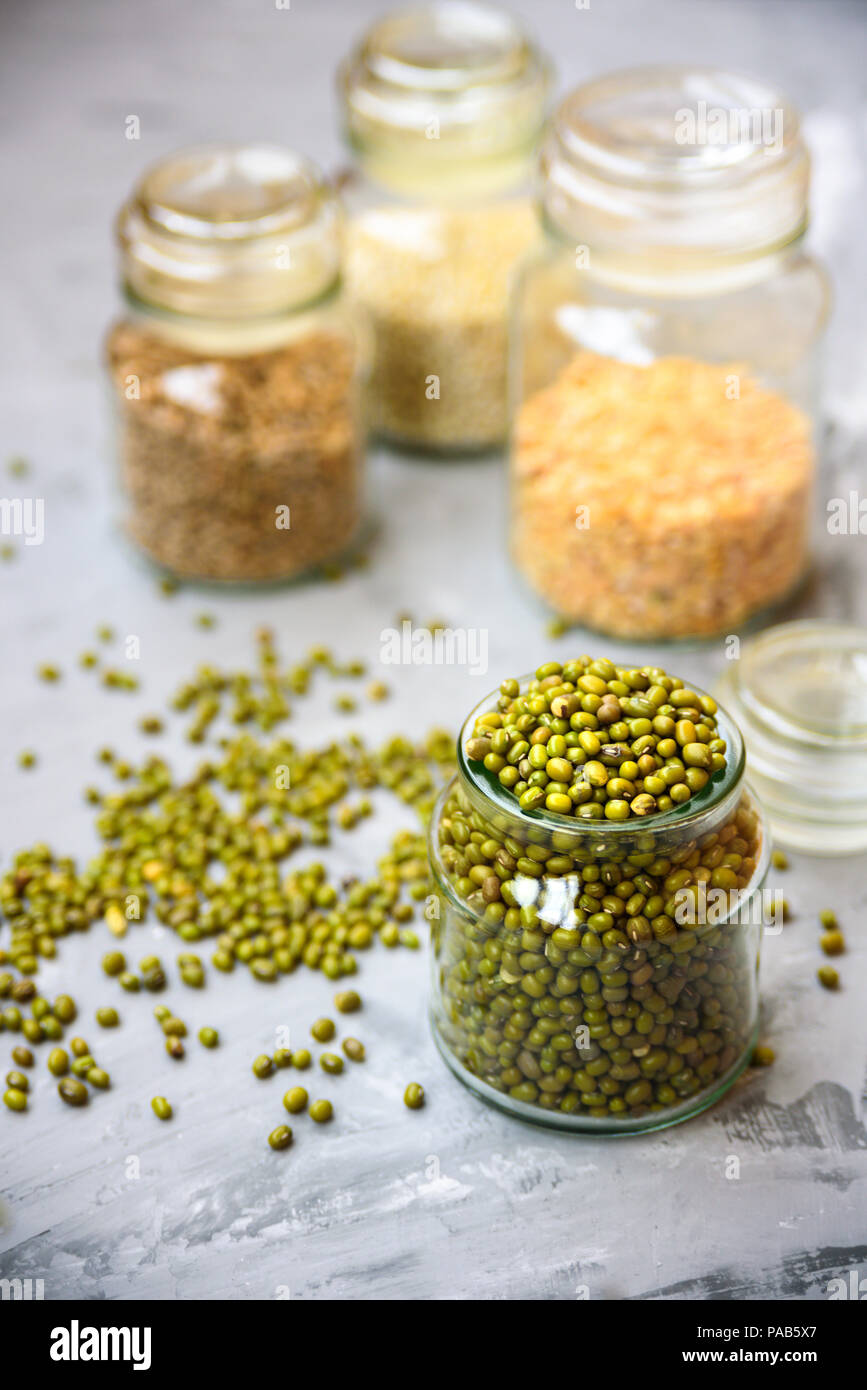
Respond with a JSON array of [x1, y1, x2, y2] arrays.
[[429, 662, 770, 1134], [338, 1, 552, 452]]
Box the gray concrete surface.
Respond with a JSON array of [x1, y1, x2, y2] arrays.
[[0, 0, 864, 1301]]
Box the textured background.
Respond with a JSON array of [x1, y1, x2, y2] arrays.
[[0, 0, 865, 1301]]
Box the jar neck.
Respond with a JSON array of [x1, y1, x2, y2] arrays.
[[455, 756, 747, 864], [347, 138, 536, 201], [120, 279, 343, 356], [540, 211, 808, 297]]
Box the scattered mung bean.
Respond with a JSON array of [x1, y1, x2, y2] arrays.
[[268, 1124, 293, 1150], [47, 1049, 69, 1076], [58, 1077, 89, 1106], [282, 1087, 308, 1114]]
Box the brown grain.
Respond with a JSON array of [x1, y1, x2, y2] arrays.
[[107, 323, 361, 582]]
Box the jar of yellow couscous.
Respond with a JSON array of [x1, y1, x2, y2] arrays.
[[339, 2, 552, 452]]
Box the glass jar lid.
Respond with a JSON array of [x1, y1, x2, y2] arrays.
[[116, 145, 342, 318], [716, 621, 867, 854], [339, 2, 551, 193], [540, 67, 810, 285]]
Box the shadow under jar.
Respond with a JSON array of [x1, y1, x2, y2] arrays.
[[429, 675, 769, 1134], [338, 1, 551, 453], [510, 67, 830, 640], [108, 145, 364, 583]]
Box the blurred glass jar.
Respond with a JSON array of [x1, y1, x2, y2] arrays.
[[338, 1, 552, 453], [429, 675, 769, 1133], [107, 145, 364, 583], [511, 68, 831, 639]]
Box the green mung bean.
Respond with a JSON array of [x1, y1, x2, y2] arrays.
[[268, 1124, 293, 1150], [282, 1087, 308, 1113], [820, 931, 845, 956], [58, 1077, 89, 1106], [47, 1048, 69, 1076]]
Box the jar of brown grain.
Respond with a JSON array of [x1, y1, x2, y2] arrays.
[[108, 145, 364, 583]]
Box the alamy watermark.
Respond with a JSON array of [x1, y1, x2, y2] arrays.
[[675, 100, 784, 154], [49, 1320, 151, 1370], [674, 884, 786, 934], [380, 620, 488, 676], [827, 490, 867, 535], [0, 497, 44, 545], [1, 1276, 44, 1299]]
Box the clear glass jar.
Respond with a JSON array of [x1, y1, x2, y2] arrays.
[[338, 2, 551, 452], [717, 620, 867, 855], [107, 145, 364, 583], [511, 68, 831, 639], [429, 677, 769, 1134]]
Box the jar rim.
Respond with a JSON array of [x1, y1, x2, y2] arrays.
[[116, 144, 343, 318], [338, 2, 551, 170], [727, 620, 867, 747], [540, 65, 811, 269], [457, 670, 746, 841]]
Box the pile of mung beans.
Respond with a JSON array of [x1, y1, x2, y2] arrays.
[[465, 657, 726, 821], [1, 631, 445, 1142]]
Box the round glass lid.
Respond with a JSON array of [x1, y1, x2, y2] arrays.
[[732, 621, 867, 745]]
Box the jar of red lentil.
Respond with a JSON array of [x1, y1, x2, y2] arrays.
[[108, 145, 364, 583], [429, 661, 770, 1134], [510, 68, 830, 639], [338, 1, 552, 453]]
